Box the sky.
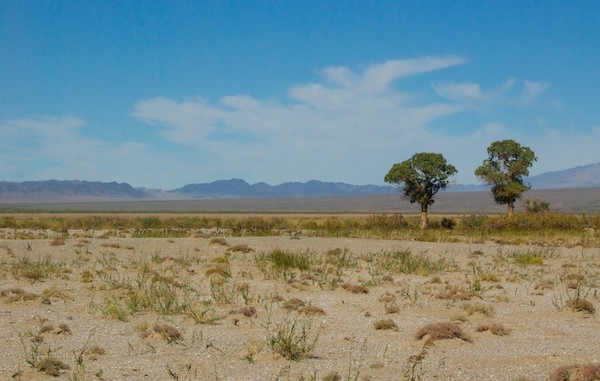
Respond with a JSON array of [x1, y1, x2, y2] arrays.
[[1, 1, 600, 189]]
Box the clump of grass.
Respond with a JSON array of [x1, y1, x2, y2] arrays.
[[371, 250, 452, 276], [340, 283, 369, 294], [226, 244, 254, 254], [267, 319, 320, 361], [462, 302, 495, 317], [152, 323, 182, 343], [565, 298, 595, 314], [551, 363, 600, 381], [42, 285, 73, 300], [322, 371, 342, 381], [240, 306, 257, 317], [435, 285, 476, 301], [299, 306, 325, 316], [415, 322, 472, 343], [209, 238, 229, 246], [283, 298, 306, 310], [1, 287, 38, 302], [373, 318, 397, 330], [260, 249, 312, 274], [37, 356, 70, 376], [50, 237, 66, 246], [475, 322, 510, 336]]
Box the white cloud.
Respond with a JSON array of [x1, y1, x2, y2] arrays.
[[3, 57, 595, 188], [434, 79, 548, 107]]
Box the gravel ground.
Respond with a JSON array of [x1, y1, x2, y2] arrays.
[[1, 234, 599, 380]]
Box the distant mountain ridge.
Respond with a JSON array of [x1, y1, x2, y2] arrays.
[[0, 180, 147, 199], [172, 179, 396, 198], [528, 162, 600, 189], [1, 162, 599, 201]]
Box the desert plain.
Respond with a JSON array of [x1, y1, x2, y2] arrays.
[[1, 216, 600, 381]]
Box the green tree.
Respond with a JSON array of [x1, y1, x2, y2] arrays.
[[475, 139, 537, 218], [384, 152, 457, 229]]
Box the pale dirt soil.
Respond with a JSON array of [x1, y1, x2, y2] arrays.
[[1, 232, 599, 380]]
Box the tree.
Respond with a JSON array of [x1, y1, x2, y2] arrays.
[[475, 139, 537, 218], [384, 152, 457, 229]]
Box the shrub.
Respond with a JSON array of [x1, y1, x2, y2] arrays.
[[373, 318, 397, 330], [551, 364, 600, 381], [475, 322, 510, 336], [415, 322, 472, 342]]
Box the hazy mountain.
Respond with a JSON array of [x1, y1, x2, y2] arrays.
[[0, 180, 148, 199], [528, 163, 600, 189], [1, 162, 599, 202], [172, 179, 396, 198]]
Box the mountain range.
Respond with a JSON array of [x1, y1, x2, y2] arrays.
[[1, 163, 599, 201]]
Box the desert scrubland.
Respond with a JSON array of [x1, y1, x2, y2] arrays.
[[1, 213, 600, 380]]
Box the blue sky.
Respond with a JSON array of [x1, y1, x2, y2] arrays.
[[1, 1, 599, 189]]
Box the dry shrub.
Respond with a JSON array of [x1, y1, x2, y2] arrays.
[[1, 287, 38, 302], [299, 306, 325, 316], [435, 286, 475, 301], [475, 322, 510, 336], [378, 292, 396, 303], [240, 306, 257, 317], [415, 322, 472, 342], [551, 363, 600, 381], [462, 302, 495, 317], [37, 356, 70, 376], [205, 264, 230, 278], [209, 238, 229, 246], [226, 244, 254, 254], [566, 298, 595, 314], [283, 298, 306, 310], [385, 302, 400, 314], [50, 237, 66, 246], [152, 323, 182, 342], [373, 318, 397, 330], [340, 283, 369, 294]]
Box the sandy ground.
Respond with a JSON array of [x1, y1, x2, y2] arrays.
[[1, 232, 599, 380]]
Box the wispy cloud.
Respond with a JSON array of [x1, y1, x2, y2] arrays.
[[2, 57, 593, 188], [131, 57, 465, 183], [434, 79, 548, 107]]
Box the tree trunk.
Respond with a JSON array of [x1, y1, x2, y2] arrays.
[[420, 204, 428, 229], [508, 202, 514, 219]]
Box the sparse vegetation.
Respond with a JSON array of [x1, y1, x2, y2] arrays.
[[1, 213, 599, 380]]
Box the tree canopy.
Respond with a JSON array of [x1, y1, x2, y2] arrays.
[[475, 139, 537, 217], [384, 152, 457, 229]]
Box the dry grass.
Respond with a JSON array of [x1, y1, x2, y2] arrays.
[[475, 322, 510, 336], [373, 318, 398, 330], [415, 322, 472, 343], [340, 283, 369, 294], [551, 363, 600, 381]]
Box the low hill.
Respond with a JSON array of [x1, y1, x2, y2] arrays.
[[528, 163, 600, 189], [0, 180, 148, 200]]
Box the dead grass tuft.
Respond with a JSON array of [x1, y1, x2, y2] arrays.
[[475, 322, 510, 336], [415, 322, 472, 342], [373, 318, 397, 330], [299, 305, 325, 316], [152, 323, 182, 342], [1, 287, 38, 302], [551, 363, 600, 381], [283, 298, 306, 310], [340, 283, 369, 294], [566, 298, 595, 314]]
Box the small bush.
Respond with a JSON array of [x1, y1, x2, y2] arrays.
[[475, 322, 510, 336], [551, 363, 600, 381], [152, 323, 182, 342], [373, 318, 397, 330], [340, 283, 369, 294], [415, 322, 471, 342]]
